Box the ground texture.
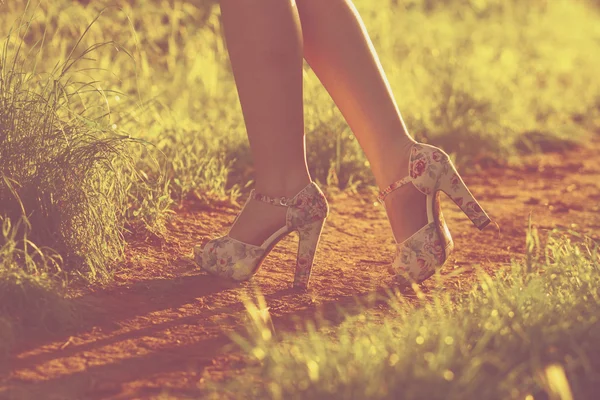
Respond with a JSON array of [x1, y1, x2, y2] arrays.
[[2, 144, 600, 399]]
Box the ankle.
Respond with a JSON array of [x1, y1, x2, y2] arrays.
[[372, 139, 415, 190], [254, 169, 312, 198]]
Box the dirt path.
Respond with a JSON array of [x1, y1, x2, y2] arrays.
[[2, 145, 599, 400]]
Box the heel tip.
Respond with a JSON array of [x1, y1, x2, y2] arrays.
[[477, 219, 492, 231]]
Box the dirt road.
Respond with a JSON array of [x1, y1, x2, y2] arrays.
[[2, 144, 599, 399]]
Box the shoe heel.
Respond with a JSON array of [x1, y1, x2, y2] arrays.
[[293, 218, 326, 289], [439, 164, 491, 231]]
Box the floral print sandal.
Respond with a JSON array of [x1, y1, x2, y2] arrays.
[[194, 182, 329, 289], [377, 143, 491, 284]]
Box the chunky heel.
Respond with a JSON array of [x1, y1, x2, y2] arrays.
[[195, 182, 329, 285], [293, 218, 326, 289], [438, 163, 491, 231], [377, 142, 493, 285]]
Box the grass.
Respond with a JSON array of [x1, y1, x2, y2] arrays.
[[208, 226, 600, 399], [3, 0, 599, 192], [0, 5, 136, 356], [0, 14, 133, 281]]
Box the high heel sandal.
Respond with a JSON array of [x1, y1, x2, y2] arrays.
[[377, 143, 491, 284], [194, 182, 329, 289]]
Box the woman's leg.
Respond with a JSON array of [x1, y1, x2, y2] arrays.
[[220, 0, 310, 245], [296, 0, 427, 243]]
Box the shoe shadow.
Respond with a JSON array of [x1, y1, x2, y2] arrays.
[[6, 283, 419, 400], [13, 269, 239, 355]]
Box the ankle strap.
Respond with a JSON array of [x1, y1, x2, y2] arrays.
[[250, 189, 295, 207], [377, 175, 412, 203]]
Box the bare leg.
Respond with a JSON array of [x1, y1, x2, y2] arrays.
[[296, 0, 427, 243], [220, 0, 310, 245]]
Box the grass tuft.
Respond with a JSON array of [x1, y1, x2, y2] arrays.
[[0, 13, 135, 281]]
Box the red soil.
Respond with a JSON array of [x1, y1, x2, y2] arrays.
[[1, 144, 599, 399]]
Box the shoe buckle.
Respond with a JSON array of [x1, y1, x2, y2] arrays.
[[278, 197, 289, 206]]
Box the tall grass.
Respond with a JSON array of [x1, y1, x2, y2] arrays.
[[210, 227, 600, 399], [368, 0, 599, 161], [0, 15, 135, 280], [3, 0, 598, 192]]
